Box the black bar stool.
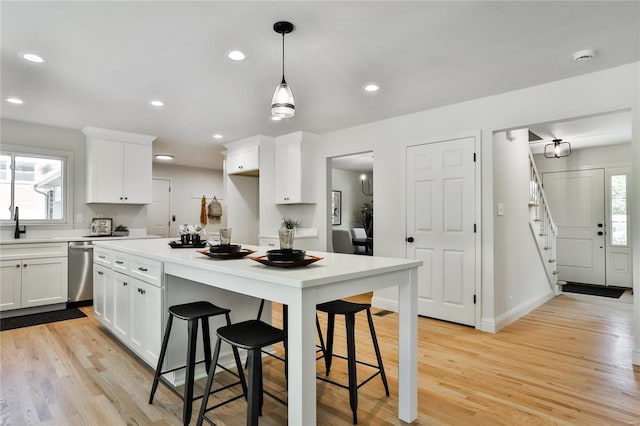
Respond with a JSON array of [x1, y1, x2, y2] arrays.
[[149, 301, 247, 425], [316, 300, 390, 424], [197, 319, 286, 426]]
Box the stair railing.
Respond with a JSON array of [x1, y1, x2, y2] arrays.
[[529, 150, 559, 290]]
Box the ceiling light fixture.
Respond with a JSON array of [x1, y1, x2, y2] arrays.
[[213, 134, 223, 139], [271, 116, 281, 121], [149, 99, 165, 108], [155, 154, 174, 160], [544, 139, 571, 159], [5, 97, 24, 104], [364, 84, 379, 93], [20, 52, 45, 63], [227, 50, 246, 61], [572, 49, 595, 62], [271, 21, 295, 119]]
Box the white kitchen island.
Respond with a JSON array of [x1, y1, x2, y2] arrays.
[[94, 238, 421, 425]]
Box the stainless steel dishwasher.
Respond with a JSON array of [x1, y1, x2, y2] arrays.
[[68, 241, 94, 305]]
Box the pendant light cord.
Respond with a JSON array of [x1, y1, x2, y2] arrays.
[[281, 32, 286, 83]]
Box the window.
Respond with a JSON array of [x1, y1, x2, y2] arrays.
[[0, 151, 66, 222], [610, 174, 628, 246]]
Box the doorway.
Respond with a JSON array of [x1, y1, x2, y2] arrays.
[[329, 152, 373, 254], [147, 178, 171, 237]]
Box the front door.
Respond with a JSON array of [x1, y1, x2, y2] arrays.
[[543, 169, 606, 285], [147, 178, 171, 237], [406, 137, 476, 326]]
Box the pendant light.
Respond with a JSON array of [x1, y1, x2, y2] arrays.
[[544, 138, 571, 159], [271, 21, 295, 119]]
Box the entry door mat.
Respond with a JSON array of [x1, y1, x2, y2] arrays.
[[562, 283, 625, 299], [0, 308, 87, 331]]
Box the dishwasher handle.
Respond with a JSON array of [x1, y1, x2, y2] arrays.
[[69, 244, 95, 250]]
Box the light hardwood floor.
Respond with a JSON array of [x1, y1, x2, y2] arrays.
[[1, 291, 638, 425]]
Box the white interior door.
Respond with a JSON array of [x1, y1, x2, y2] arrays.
[[147, 178, 171, 237], [543, 169, 605, 285], [406, 137, 476, 326]]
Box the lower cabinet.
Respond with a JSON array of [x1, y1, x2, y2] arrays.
[[93, 250, 162, 368], [0, 256, 68, 311]]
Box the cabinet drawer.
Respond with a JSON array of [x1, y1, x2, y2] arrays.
[[93, 248, 113, 267], [0, 242, 68, 261], [128, 255, 162, 287], [112, 252, 129, 272]]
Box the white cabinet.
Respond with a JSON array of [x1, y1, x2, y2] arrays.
[[21, 257, 68, 308], [83, 127, 156, 204], [0, 243, 68, 312], [129, 277, 162, 366], [0, 260, 22, 311], [274, 132, 318, 204], [226, 144, 259, 176], [92, 247, 162, 368]]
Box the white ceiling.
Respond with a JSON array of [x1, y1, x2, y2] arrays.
[[2, 1, 638, 169], [332, 152, 374, 173]]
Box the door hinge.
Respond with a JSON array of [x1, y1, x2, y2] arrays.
[[474, 223, 477, 233], [473, 294, 477, 304], [473, 152, 476, 162]]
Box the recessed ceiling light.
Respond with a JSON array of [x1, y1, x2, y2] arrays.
[[573, 49, 595, 62], [149, 99, 165, 108], [363, 84, 380, 93], [20, 52, 45, 63], [5, 97, 24, 104], [271, 116, 282, 121], [155, 154, 173, 160], [227, 50, 246, 61], [212, 134, 223, 139]]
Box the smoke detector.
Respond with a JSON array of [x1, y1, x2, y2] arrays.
[[573, 49, 595, 62]]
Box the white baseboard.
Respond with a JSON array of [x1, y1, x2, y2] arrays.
[[371, 295, 398, 312], [482, 290, 555, 333]]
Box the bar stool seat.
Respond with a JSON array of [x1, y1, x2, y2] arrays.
[[316, 299, 389, 424], [149, 301, 247, 426], [197, 320, 286, 426]]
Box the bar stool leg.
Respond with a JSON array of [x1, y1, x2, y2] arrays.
[[345, 313, 358, 424], [201, 317, 212, 374], [367, 308, 389, 396], [227, 312, 248, 398], [149, 314, 173, 404], [247, 349, 260, 426], [283, 306, 288, 380], [196, 337, 222, 426], [315, 315, 326, 358], [183, 319, 199, 425], [324, 313, 336, 375]]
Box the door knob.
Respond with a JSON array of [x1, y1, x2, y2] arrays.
[[406, 237, 414, 243]]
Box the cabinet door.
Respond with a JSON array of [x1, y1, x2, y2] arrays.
[[93, 264, 106, 320], [21, 257, 68, 308], [123, 143, 152, 203], [129, 278, 162, 366], [102, 266, 115, 328], [0, 260, 22, 311], [275, 141, 302, 203], [112, 271, 130, 342], [227, 146, 259, 175], [87, 139, 124, 203]]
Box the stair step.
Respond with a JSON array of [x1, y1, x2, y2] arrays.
[[544, 246, 551, 250], [548, 259, 556, 263], [539, 233, 546, 237], [552, 270, 559, 275], [528, 202, 539, 207], [557, 280, 567, 286], [533, 218, 541, 222]]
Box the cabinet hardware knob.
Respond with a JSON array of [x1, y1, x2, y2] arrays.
[[123, 282, 128, 286], [597, 223, 604, 228], [98, 271, 103, 275], [115, 261, 124, 264], [98, 255, 106, 259], [597, 231, 604, 236], [124, 197, 128, 200], [23, 264, 28, 268], [16, 264, 20, 268], [406, 237, 415, 243], [138, 267, 148, 272], [120, 197, 123, 200]]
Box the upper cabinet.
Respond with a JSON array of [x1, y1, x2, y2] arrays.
[[226, 145, 259, 176], [83, 127, 156, 204], [274, 132, 319, 204]]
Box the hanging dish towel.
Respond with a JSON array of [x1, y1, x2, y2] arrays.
[[208, 196, 223, 219], [200, 196, 208, 225]]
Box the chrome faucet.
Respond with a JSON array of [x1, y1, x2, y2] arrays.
[[14, 206, 26, 239]]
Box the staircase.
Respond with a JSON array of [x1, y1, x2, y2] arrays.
[[528, 150, 561, 295]]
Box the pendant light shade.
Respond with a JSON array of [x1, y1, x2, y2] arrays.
[[271, 21, 295, 119], [544, 138, 571, 158]]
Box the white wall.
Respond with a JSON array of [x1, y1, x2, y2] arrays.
[[152, 163, 224, 238], [491, 129, 554, 330], [0, 118, 148, 236], [331, 169, 372, 232], [308, 62, 638, 355]]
